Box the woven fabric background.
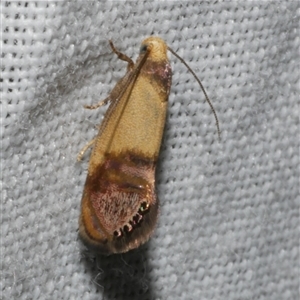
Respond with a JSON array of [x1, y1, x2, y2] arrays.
[[1, 1, 299, 300]]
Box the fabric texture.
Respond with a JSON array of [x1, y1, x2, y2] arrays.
[[1, 1, 299, 300]]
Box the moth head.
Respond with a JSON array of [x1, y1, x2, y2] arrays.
[[139, 36, 168, 62]]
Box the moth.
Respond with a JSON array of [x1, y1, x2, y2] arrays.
[[78, 36, 219, 254]]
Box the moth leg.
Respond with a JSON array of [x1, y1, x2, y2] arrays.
[[77, 138, 96, 161], [84, 96, 111, 110], [109, 40, 134, 72]]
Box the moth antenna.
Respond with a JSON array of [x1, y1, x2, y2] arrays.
[[168, 46, 221, 140]]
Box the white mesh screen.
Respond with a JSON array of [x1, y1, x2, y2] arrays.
[[2, 2, 299, 300]]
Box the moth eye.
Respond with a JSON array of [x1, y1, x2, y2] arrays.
[[140, 44, 148, 54], [139, 201, 149, 214]]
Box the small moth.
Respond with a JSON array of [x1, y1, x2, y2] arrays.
[[78, 36, 220, 254]]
